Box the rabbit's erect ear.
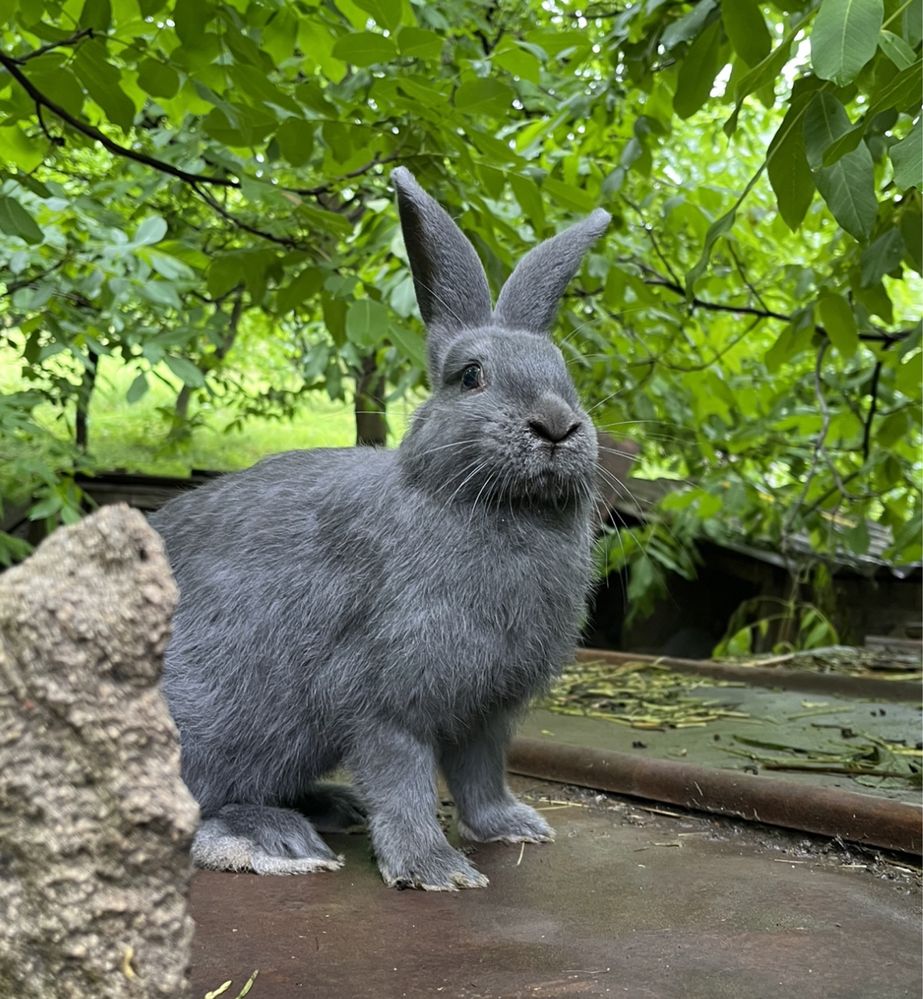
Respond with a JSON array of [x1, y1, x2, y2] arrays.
[[493, 209, 611, 336], [391, 168, 493, 353]]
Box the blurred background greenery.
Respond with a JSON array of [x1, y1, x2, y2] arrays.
[[1, 0, 920, 650]]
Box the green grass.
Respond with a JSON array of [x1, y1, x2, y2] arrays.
[[2, 351, 418, 482]]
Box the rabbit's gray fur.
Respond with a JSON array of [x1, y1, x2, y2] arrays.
[[150, 168, 610, 890]]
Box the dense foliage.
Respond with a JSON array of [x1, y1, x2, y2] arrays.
[[1, 0, 920, 635]]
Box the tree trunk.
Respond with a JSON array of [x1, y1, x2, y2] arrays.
[[355, 352, 389, 447], [74, 347, 98, 452]]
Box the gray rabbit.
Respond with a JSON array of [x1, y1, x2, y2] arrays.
[[150, 168, 609, 890]]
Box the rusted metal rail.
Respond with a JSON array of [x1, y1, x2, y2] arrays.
[[509, 737, 923, 856], [577, 647, 923, 703]]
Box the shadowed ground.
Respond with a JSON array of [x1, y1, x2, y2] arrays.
[[188, 777, 921, 999]]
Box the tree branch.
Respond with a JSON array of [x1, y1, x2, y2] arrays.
[[189, 182, 304, 250], [0, 50, 240, 188], [35, 102, 64, 147], [1, 50, 402, 203], [643, 275, 913, 345], [0, 259, 67, 300], [13, 28, 96, 63], [862, 361, 883, 462], [290, 152, 403, 197]]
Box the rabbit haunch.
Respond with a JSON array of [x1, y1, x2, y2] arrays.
[[150, 168, 610, 890]]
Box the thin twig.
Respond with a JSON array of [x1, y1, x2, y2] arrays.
[[190, 182, 303, 250], [862, 361, 882, 463], [782, 342, 830, 547], [641, 275, 912, 344], [34, 102, 63, 146], [13, 27, 95, 63]]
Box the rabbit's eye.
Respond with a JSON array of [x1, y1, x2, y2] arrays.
[[460, 363, 483, 391]]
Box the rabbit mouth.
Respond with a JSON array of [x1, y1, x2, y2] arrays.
[[519, 446, 595, 498]]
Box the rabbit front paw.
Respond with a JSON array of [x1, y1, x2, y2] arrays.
[[458, 801, 555, 844], [379, 844, 489, 891]]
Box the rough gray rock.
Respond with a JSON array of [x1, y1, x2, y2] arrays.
[[0, 504, 198, 998]]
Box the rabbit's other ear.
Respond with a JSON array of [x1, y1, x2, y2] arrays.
[[493, 208, 611, 336], [391, 168, 493, 360]]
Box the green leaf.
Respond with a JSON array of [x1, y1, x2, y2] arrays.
[[396, 26, 443, 60], [78, 0, 110, 29], [331, 31, 397, 67], [818, 291, 859, 357], [541, 176, 595, 213], [322, 295, 347, 347], [388, 323, 426, 366], [811, 0, 883, 86], [276, 118, 314, 167], [673, 20, 725, 120], [819, 122, 866, 167], [804, 91, 851, 169], [227, 65, 301, 114], [351, 0, 402, 31], [877, 410, 911, 448], [137, 57, 179, 99], [134, 215, 167, 245], [661, 0, 716, 50], [164, 355, 205, 386], [145, 250, 194, 281], [804, 92, 877, 239], [172, 0, 208, 45], [0, 126, 43, 172], [765, 313, 815, 372], [126, 371, 149, 403], [454, 78, 514, 115], [208, 255, 243, 298], [685, 206, 737, 291], [346, 298, 389, 348], [822, 61, 922, 166], [28, 494, 63, 520], [396, 76, 449, 107], [890, 117, 922, 191], [202, 105, 276, 147], [494, 44, 542, 84], [767, 102, 815, 231], [721, 0, 771, 67], [73, 39, 136, 131], [866, 58, 923, 118], [878, 29, 917, 70], [815, 143, 878, 240], [0, 196, 43, 244], [510, 173, 545, 231], [860, 227, 905, 286], [727, 10, 810, 129], [900, 207, 922, 273], [278, 267, 324, 313], [139, 280, 181, 308]]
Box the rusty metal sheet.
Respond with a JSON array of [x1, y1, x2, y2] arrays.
[[509, 737, 923, 855], [187, 782, 921, 999]]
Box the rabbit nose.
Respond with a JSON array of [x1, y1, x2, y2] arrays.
[[528, 401, 582, 444]]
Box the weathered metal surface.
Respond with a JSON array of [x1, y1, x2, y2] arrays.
[[187, 782, 921, 999], [576, 647, 923, 703], [508, 737, 923, 856], [522, 701, 922, 804]]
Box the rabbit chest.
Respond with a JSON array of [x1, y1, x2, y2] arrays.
[[364, 498, 594, 727]]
